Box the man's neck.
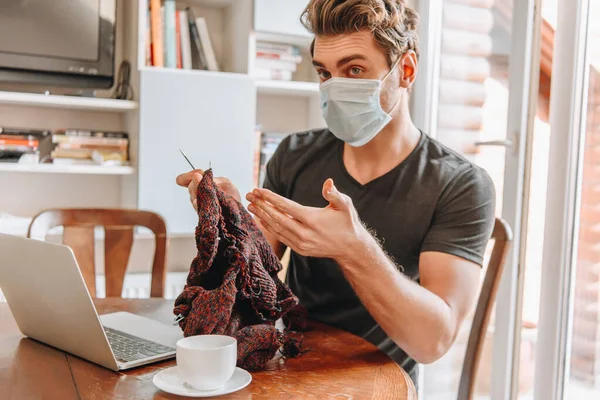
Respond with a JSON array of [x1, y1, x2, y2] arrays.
[[342, 108, 421, 186]]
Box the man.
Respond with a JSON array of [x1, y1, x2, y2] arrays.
[[176, 0, 495, 387]]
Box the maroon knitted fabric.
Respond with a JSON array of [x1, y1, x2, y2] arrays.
[[173, 169, 304, 370]]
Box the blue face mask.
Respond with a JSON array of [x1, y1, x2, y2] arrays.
[[319, 59, 401, 147]]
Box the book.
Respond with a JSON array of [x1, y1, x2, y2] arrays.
[[164, 0, 177, 68], [161, 5, 166, 64], [187, 8, 208, 70], [256, 42, 301, 56], [146, 9, 152, 66], [149, 0, 164, 67], [179, 10, 192, 69], [50, 127, 130, 165], [195, 17, 219, 71], [0, 127, 50, 137], [254, 58, 298, 72], [0, 138, 39, 147], [175, 10, 182, 69], [52, 136, 128, 147], [51, 158, 98, 166], [53, 129, 129, 139], [252, 68, 293, 81], [55, 143, 128, 151], [0, 144, 38, 153], [256, 51, 302, 64], [254, 131, 287, 188], [253, 41, 303, 81]]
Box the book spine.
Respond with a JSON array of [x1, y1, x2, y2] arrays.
[[149, 0, 164, 67], [56, 143, 128, 151], [256, 51, 302, 63], [175, 10, 182, 69], [256, 42, 300, 55], [0, 144, 35, 152], [161, 5, 166, 65], [0, 127, 50, 136], [0, 139, 39, 146], [252, 68, 293, 81], [254, 58, 297, 72], [54, 129, 129, 139], [0, 134, 39, 141], [179, 10, 192, 69], [52, 137, 129, 146], [195, 17, 219, 71], [187, 8, 208, 70], [164, 0, 177, 68], [146, 8, 152, 66], [253, 129, 262, 188]]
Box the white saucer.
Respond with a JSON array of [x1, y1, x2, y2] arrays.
[[153, 366, 252, 397]]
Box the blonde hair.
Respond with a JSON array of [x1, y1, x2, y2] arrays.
[[301, 0, 419, 66]]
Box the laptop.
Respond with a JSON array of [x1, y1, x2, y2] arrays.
[[0, 233, 183, 371]]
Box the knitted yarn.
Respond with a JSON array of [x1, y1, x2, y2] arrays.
[[173, 169, 305, 370]]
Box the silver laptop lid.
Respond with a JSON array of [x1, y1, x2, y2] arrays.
[[0, 233, 118, 371]]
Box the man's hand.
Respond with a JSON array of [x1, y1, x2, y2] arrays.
[[246, 178, 368, 262], [176, 169, 241, 210]]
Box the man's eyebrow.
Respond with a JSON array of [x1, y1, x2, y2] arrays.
[[312, 54, 368, 69], [336, 54, 368, 67]]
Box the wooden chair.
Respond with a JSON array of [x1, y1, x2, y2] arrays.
[[27, 208, 168, 298], [457, 218, 513, 400]]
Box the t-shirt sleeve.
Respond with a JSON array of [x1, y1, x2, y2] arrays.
[[420, 166, 496, 266], [261, 136, 289, 196]]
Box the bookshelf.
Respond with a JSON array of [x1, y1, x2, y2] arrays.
[[0, 163, 135, 175], [134, 0, 325, 234], [0, 0, 325, 275], [0, 91, 138, 113]]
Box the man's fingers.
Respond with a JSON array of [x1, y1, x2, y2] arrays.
[[248, 202, 286, 234], [249, 188, 311, 223], [176, 169, 205, 187], [248, 196, 305, 236], [247, 203, 301, 245], [188, 172, 203, 206], [322, 178, 351, 211]]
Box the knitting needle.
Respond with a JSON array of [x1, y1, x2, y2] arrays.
[[179, 148, 195, 170]]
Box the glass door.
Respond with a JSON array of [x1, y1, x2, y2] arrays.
[[535, 0, 600, 398], [411, 0, 542, 397]]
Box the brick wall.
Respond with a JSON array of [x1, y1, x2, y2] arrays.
[[571, 68, 600, 388]]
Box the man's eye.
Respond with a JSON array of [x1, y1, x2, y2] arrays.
[[349, 67, 362, 76], [318, 70, 331, 80]]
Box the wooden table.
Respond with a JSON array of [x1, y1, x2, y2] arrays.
[[0, 298, 416, 399]]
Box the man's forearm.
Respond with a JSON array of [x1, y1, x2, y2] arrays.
[[336, 235, 456, 364]]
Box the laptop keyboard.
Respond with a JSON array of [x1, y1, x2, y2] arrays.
[[104, 327, 175, 363]]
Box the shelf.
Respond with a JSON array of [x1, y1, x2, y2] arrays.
[[0, 163, 135, 175], [0, 91, 138, 112], [177, 0, 234, 7], [140, 68, 320, 97], [140, 66, 250, 81], [256, 80, 320, 97]]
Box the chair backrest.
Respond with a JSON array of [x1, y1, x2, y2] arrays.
[[27, 208, 168, 298], [457, 218, 513, 400]]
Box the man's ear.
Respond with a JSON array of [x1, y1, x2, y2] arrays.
[[399, 50, 418, 89]]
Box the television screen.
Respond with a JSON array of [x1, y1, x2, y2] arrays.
[[0, 0, 116, 89], [0, 0, 100, 62]]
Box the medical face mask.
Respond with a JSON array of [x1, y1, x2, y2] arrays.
[[319, 59, 401, 147]]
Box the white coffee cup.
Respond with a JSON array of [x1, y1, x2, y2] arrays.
[[176, 335, 237, 391]]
